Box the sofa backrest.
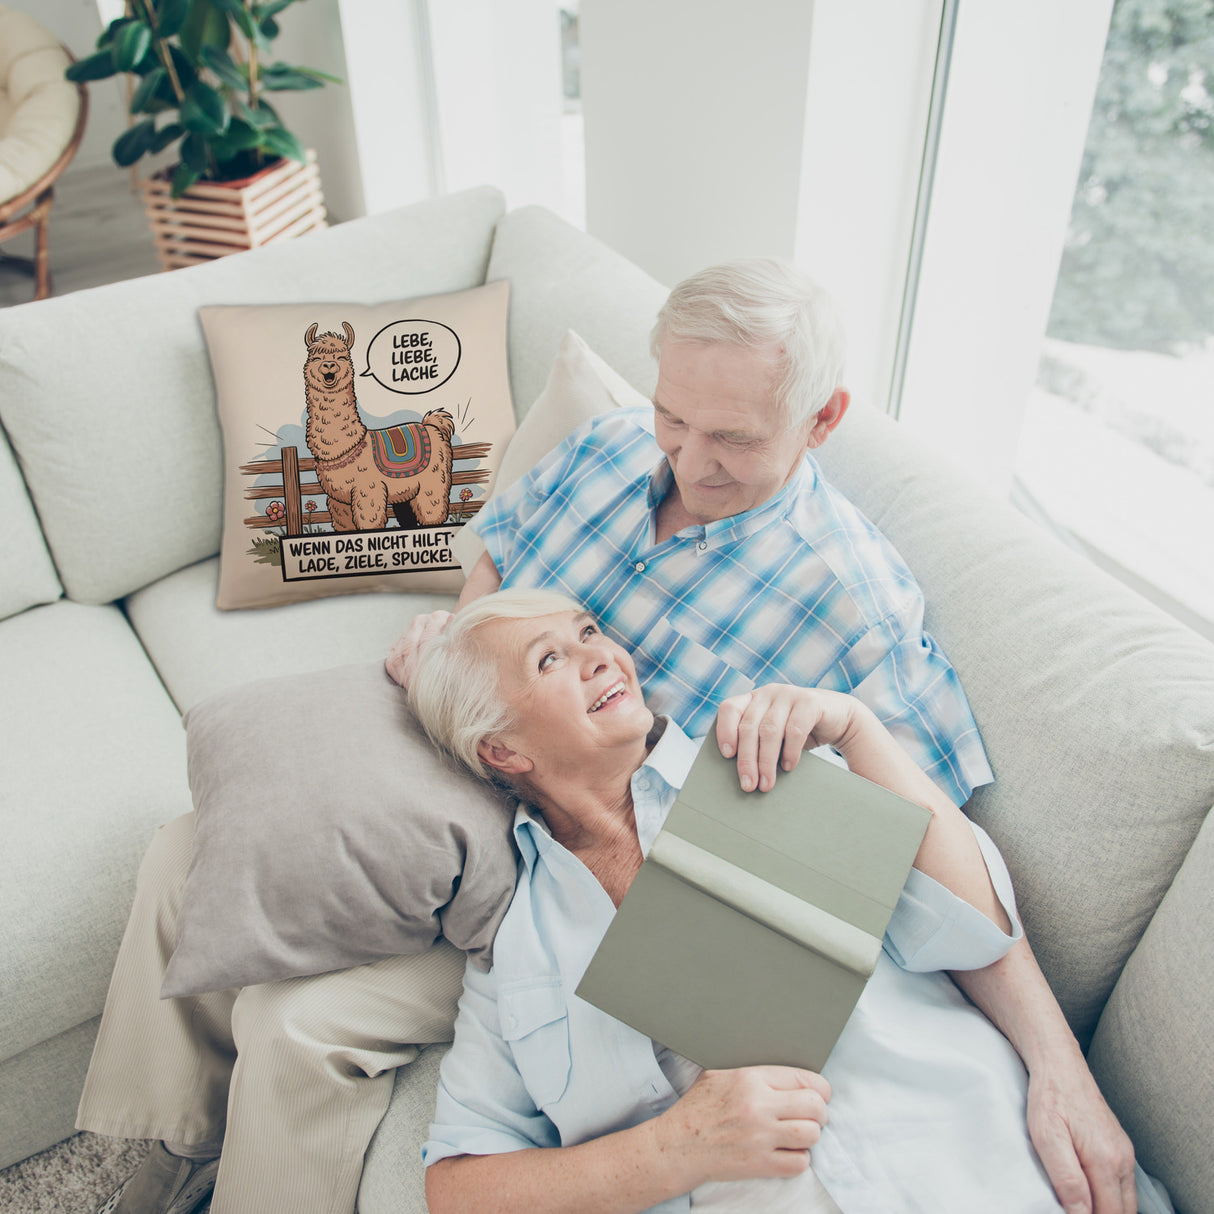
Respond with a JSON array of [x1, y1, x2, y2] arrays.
[[0, 421, 61, 620], [0, 186, 507, 606]]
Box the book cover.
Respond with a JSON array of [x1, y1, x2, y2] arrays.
[[575, 743, 932, 1071]]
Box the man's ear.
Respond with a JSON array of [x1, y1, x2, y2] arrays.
[[477, 738, 533, 777], [806, 388, 850, 450]]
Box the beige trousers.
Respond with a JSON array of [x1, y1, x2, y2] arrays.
[[76, 814, 466, 1214]]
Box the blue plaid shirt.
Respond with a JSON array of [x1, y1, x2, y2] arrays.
[[474, 407, 992, 805]]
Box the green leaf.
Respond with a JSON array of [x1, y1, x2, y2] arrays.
[[180, 0, 231, 63], [150, 122, 185, 153], [112, 119, 157, 167], [234, 97, 278, 129], [259, 15, 279, 40], [260, 125, 305, 163], [221, 118, 263, 150], [66, 50, 119, 83], [200, 44, 248, 90], [171, 162, 201, 197], [155, 0, 192, 40], [96, 17, 129, 50], [129, 66, 166, 113], [112, 20, 152, 72], [181, 80, 230, 135], [180, 131, 210, 172], [167, 44, 198, 91], [259, 62, 323, 91]]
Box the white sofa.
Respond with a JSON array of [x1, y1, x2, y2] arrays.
[[1, 186, 1211, 1214]]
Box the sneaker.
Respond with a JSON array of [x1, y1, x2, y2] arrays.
[[96, 1142, 220, 1214]]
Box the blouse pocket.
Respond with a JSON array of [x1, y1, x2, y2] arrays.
[[499, 978, 572, 1109]]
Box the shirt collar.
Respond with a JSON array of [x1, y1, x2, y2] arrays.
[[645, 456, 818, 547]]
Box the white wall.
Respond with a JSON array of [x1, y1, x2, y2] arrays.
[[578, 0, 818, 288], [795, 0, 941, 413]]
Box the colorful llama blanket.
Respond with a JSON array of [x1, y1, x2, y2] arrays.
[[370, 422, 432, 479]]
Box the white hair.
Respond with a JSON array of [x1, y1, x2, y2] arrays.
[[407, 588, 585, 780], [650, 258, 847, 428]]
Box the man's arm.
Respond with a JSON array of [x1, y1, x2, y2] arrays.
[[951, 942, 1137, 1214]]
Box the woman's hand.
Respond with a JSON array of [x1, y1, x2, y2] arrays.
[[715, 685, 861, 792], [385, 610, 454, 688], [654, 1066, 831, 1185]]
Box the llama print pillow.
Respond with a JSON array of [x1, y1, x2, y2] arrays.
[[201, 281, 514, 609]]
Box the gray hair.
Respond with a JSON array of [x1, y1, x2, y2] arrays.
[[650, 258, 847, 429], [407, 588, 586, 781]]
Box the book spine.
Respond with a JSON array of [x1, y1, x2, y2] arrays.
[[648, 832, 882, 977]]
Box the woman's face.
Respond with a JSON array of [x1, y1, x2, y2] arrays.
[[477, 610, 653, 776]]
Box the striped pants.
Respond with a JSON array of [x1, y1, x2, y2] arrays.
[[76, 814, 466, 1214]]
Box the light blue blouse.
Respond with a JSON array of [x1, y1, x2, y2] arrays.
[[424, 722, 1067, 1212]]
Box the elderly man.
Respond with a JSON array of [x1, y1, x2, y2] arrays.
[[389, 260, 1136, 1214]]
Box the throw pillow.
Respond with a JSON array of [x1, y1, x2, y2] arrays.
[[161, 661, 519, 997], [450, 328, 650, 573], [202, 281, 514, 609]]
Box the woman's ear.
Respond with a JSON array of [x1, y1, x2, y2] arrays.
[[477, 738, 534, 776]]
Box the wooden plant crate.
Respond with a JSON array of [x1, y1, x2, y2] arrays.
[[140, 150, 327, 271]]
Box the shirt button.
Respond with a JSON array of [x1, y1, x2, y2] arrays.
[[634, 561, 646, 573], [697, 541, 708, 551]]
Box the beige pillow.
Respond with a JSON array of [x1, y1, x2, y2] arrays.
[[202, 281, 515, 609], [450, 328, 649, 573]]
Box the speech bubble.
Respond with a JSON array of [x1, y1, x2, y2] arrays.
[[360, 319, 461, 394]]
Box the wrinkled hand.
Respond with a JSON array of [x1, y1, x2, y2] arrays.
[[655, 1066, 830, 1185], [1027, 1063, 1136, 1214], [715, 684, 859, 792], [385, 610, 454, 689]]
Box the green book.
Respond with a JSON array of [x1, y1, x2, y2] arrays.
[[575, 743, 932, 1072]]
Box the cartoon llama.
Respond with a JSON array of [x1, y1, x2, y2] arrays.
[[302, 322, 455, 532]]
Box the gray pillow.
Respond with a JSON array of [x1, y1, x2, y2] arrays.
[[162, 662, 518, 998]]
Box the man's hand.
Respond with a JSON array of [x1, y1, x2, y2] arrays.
[[385, 610, 453, 689], [1026, 1061, 1137, 1214], [715, 684, 860, 792]]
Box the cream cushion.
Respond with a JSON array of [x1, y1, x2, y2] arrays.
[[0, 6, 78, 202]]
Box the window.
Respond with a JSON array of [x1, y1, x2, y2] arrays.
[[1013, 0, 1214, 636]]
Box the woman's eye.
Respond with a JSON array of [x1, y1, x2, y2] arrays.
[[538, 651, 557, 671], [581, 624, 598, 639]]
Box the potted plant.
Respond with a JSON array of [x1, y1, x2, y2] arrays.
[[66, 0, 340, 268]]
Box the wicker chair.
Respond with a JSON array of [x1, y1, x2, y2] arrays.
[[0, 5, 87, 302]]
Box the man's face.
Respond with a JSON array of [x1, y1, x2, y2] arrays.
[[652, 340, 817, 524]]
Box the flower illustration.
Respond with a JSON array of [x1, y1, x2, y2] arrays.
[[265, 501, 285, 523], [460, 488, 473, 502], [305, 500, 317, 514]]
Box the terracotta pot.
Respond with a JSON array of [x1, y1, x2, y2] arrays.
[[139, 150, 327, 270]]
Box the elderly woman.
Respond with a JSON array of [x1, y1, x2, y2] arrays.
[[407, 588, 1092, 1214]]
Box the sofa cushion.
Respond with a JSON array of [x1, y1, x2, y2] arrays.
[[1088, 804, 1214, 1214], [163, 663, 517, 996], [0, 186, 506, 606], [200, 281, 514, 609], [124, 556, 454, 713], [0, 422, 60, 620], [486, 205, 668, 419], [813, 402, 1214, 1046], [0, 600, 192, 1063]]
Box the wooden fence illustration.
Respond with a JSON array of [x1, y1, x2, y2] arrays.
[[242, 441, 492, 537]]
